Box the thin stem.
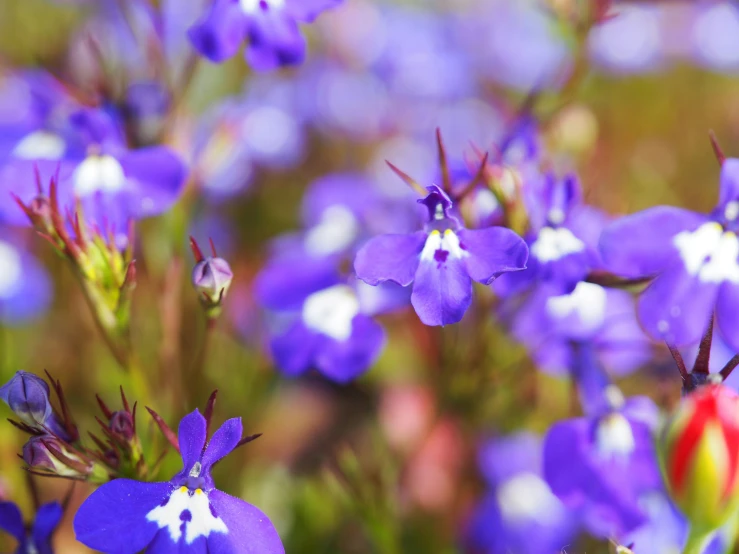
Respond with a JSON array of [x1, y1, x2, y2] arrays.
[[693, 313, 714, 375], [683, 527, 713, 554], [667, 343, 690, 382], [190, 317, 217, 405]]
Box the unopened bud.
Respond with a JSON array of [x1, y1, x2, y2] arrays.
[[660, 384, 739, 531], [109, 411, 135, 441], [23, 435, 90, 478], [0, 371, 53, 428], [190, 237, 232, 318]]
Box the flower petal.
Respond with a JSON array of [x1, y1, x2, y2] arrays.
[[188, 0, 247, 63], [599, 206, 707, 277], [146, 530, 207, 553], [0, 501, 25, 543], [256, 257, 340, 312], [354, 232, 425, 287], [74, 479, 171, 553], [284, 0, 343, 22], [458, 226, 528, 284], [637, 264, 718, 346], [716, 281, 739, 351], [315, 314, 385, 383], [269, 320, 319, 377], [31, 502, 63, 552], [206, 490, 284, 554], [719, 158, 739, 212], [244, 13, 306, 71], [179, 410, 208, 474], [411, 255, 472, 326], [202, 418, 243, 471]]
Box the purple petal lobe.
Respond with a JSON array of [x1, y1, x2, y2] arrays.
[[188, 0, 247, 63], [0, 501, 25, 542], [270, 321, 319, 377], [458, 227, 528, 284], [74, 480, 171, 553], [354, 232, 425, 287], [637, 264, 718, 346], [599, 206, 707, 277], [284, 0, 343, 22], [206, 490, 285, 554], [202, 418, 243, 471], [315, 314, 385, 383], [719, 158, 739, 212], [411, 248, 472, 326], [31, 502, 63, 547], [178, 410, 208, 473], [717, 282, 739, 351], [244, 13, 306, 71]]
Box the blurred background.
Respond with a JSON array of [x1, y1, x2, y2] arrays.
[[0, 0, 739, 552]]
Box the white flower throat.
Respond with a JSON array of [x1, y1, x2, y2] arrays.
[[530, 226, 585, 263], [73, 154, 126, 196], [302, 285, 360, 341], [420, 229, 467, 264], [146, 486, 228, 545], [673, 222, 739, 283], [239, 0, 284, 13]]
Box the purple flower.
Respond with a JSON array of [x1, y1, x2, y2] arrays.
[[0, 101, 186, 231], [599, 158, 739, 349], [354, 185, 528, 326], [188, 0, 343, 70], [74, 409, 284, 554], [465, 432, 577, 554], [0, 371, 68, 439], [543, 385, 662, 537], [0, 234, 51, 323], [0, 500, 63, 554], [256, 258, 385, 383], [506, 282, 651, 378]]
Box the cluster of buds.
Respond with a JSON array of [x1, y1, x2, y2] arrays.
[[660, 384, 739, 535], [15, 171, 136, 367], [0, 371, 152, 484], [189, 236, 233, 320]]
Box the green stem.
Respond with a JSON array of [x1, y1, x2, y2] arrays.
[[683, 527, 713, 554], [720, 509, 739, 554]]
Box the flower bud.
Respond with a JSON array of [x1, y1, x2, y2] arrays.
[[190, 237, 233, 318], [0, 371, 53, 428], [22, 436, 91, 478], [660, 384, 739, 531], [109, 410, 135, 441]]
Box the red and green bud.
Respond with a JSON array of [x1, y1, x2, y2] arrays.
[[660, 384, 739, 532]]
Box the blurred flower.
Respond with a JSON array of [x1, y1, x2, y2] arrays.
[[74, 409, 284, 553], [256, 259, 385, 383], [543, 384, 663, 537], [600, 157, 739, 349], [0, 371, 71, 440], [0, 233, 52, 324], [660, 384, 739, 532], [690, 1, 739, 73], [506, 282, 650, 378], [465, 432, 577, 554], [355, 184, 528, 326], [0, 500, 63, 554], [0, 97, 186, 231], [188, 0, 343, 71]]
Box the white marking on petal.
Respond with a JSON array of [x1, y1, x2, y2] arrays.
[[496, 473, 563, 525], [302, 285, 360, 341], [419, 230, 468, 263], [673, 222, 739, 283], [146, 487, 227, 545], [13, 131, 66, 160], [530, 226, 585, 263], [595, 412, 635, 459], [240, 0, 284, 13], [545, 282, 607, 331], [0, 241, 22, 299], [73, 155, 126, 196], [304, 205, 360, 256], [726, 201, 739, 222]]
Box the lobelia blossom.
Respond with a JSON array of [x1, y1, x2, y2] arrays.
[[660, 384, 739, 533], [256, 258, 386, 383], [465, 432, 577, 554], [0, 232, 51, 324], [354, 185, 528, 326], [599, 156, 739, 350], [0, 500, 63, 554], [190, 237, 234, 319], [188, 0, 343, 71], [543, 377, 663, 537], [74, 409, 284, 554]]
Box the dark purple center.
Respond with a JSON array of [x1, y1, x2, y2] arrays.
[[434, 249, 449, 263], [259, 0, 269, 10], [180, 509, 192, 522]]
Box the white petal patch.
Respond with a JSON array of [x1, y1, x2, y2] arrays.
[[595, 412, 635, 459], [496, 472, 563, 525], [530, 226, 585, 263], [302, 284, 360, 341], [304, 205, 360, 256], [0, 240, 22, 299], [673, 222, 739, 283], [545, 282, 607, 331], [146, 487, 227, 545], [240, 0, 284, 13], [13, 131, 66, 160], [73, 155, 126, 197], [419, 229, 468, 263]]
